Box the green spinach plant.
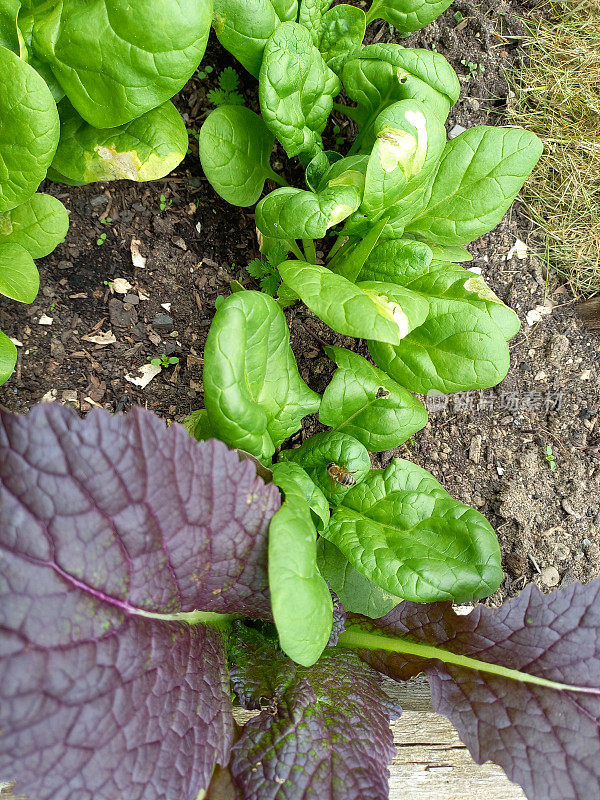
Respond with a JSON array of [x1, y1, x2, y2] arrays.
[[0, 0, 213, 385], [198, 0, 543, 400], [1, 403, 599, 800]]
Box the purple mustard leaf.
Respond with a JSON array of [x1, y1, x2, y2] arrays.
[[230, 637, 399, 800], [0, 404, 281, 800], [327, 591, 347, 647], [356, 581, 600, 800], [229, 623, 296, 711]]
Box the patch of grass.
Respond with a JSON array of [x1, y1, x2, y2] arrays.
[[506, 1, 600, 296]]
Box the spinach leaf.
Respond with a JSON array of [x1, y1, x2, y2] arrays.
[[0, 242, 39, 303], [317, 538, 402, 618], [255, 185, 360, 240], [298, 0, 328, 43], [318, 4, 366, 74], [360, 239, 520, 339], [213, 0, 289, 78], [270, 460, 330, 530], [322, 458, 502, 603], [203, 290, 320, 463], [260, 21, 340, 159], [342, 44, 460, 132], [199, 105, 279, 207], [0, 45, 59, 212], [0, 330, 17, 386], [406, 126, 544, 245], [50, 100, 188, 184], [278, 260, 428, 344], [366, 0, 453, 32], [0, 0, 20, 53], [29, 0, 212, 127], [278, 431, 371, 506], [269, 464, 333, 666], [0, 193, 68, 258], [319, 345, 428, 451]]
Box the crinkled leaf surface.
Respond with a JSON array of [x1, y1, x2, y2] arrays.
[[213, 0, 296, 78], [322, 458, 502, 603], [0, 193, 68, 258], [0, 45, 59, 212], [51, 99, 188, 184], [366, 0, 453, 32], [318, 4, 366, 74], [203, 291, 320, 463], [320, 345, 427, 451], [0, 404, 283, 799], [298, 0, 327, 44], [278, 260, 427, 344], [260, 21, 341, 159], [355, 581, 600, 800], [0, 330, 17, 386], [406, 126, 544, 245], [29, 0, 212, 127], [0, 242, 39, 303], [230, 629, 399, 800], [269, 465, 333, 666], [256, 185, 360, 240], [364, 242, 519, 393], [269, 460, 330, 530], [342, 44, 460, 131], [318, 538, 402, 618], [199, 105, 277, 207], [278, 431, 371, 506]]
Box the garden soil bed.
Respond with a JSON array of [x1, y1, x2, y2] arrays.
[[0, 0, 598, 604]]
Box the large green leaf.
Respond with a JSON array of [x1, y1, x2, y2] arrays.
[[0, 242, 39, 302], [318, 4, 366, 74], [278, 431, 371, 506], [269, 463, 333, 667], [363, 240, 519, 393], [255, 185, 360, 240], [360, 240, 520, 339], [406, 126, 544, 245], [317, 538, 402, 618], [319, 346, 427, 451], [0, 45, 59, 212], [0, 0, 21, 53], [342, 44, 460, 132], [321, 458, 503, 603], [0, 193, 68, 258], [298, 0, 329, 43], [28, 0, 212, 127], [260, 21, 340, 159], [278, 260, 428, 344], [203, 290, 320, 463], [213, 0, 297, 77], [344, 99, 446, 239], [199, 105, 277, 207], [51, 100, 188, 184], [366, 0, 453, 32], [0, 329, 17, 386]]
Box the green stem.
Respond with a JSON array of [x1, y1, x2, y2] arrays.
[[338, 626, 600, 696], [303, 238, 318, 264], [365, 2, 381, 25], [268, 169, 289, 187], [136, 608, 238, 629], [288, 240, 306, 261], [327, 233, 349, 262]]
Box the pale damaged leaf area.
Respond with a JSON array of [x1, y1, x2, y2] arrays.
[[51, 101, 189, 184]]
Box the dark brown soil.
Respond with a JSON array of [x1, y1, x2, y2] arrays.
[[1, 0, 598, 602]]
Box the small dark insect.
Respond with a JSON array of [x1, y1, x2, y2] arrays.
[[327, 462, 357, 487]]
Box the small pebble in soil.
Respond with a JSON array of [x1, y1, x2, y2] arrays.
[[540, 566, 560, 588], [152, 313, 174, 333]]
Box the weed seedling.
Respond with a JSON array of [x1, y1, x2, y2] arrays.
[[159, 194, 173, 211], [245, 242, 288, 297], [96, 232, 107, 246], [148, 354, 179, 369], [461, 59, 485, 80], [207, 67, 244, 107], [545, 444, 557, 471]]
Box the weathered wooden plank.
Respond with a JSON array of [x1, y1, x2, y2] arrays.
[[0, 678, 526, 800]]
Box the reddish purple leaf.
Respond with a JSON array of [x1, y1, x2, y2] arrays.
[[357, 581, 600, 800], [230, 627, 399, 800], [0, 404, 281, 800]]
